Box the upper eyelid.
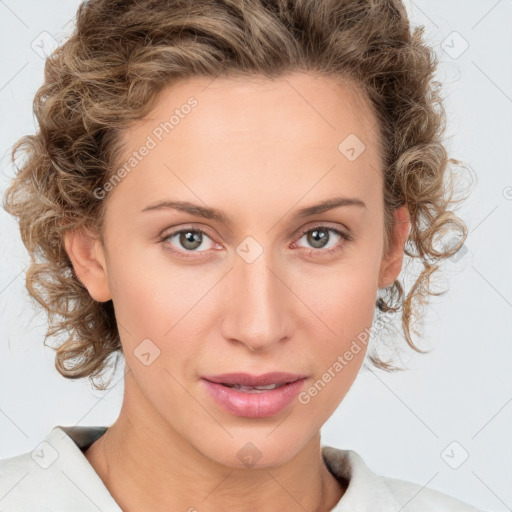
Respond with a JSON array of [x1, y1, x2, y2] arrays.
[[162, 222, 346, 237], [296, 222, 346, 235]]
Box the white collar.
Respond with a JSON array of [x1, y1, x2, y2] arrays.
[[0, 425, 477, 511]]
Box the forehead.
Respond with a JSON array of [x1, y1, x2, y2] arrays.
[[108, 72, 382, 220], [136, 71, 379, 152]]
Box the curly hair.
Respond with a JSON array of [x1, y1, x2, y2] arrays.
[[3, 0, 470, 389]]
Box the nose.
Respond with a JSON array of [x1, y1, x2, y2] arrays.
[[220, 248, 294, 352]]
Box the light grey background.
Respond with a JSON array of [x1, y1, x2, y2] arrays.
[[0, 1, 511, 511]]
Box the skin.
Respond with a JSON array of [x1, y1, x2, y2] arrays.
[[65, 71, 410, 512]]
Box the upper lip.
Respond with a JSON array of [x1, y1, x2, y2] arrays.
[[202, 372, 308, 387]]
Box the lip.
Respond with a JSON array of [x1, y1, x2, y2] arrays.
[[201, 373, 308, 418], [202, 372, 308, 387]]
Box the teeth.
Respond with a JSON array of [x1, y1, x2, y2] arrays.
[[225, 383, 285, 392], [246, 383, 279, 390]]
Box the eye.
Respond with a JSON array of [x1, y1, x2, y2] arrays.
[[293, 225, 352, 256], [160, 227, 219, 257], [159, 223, 352, 259]]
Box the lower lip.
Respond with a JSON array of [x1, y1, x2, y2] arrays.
[[201, 378, 307, 418]]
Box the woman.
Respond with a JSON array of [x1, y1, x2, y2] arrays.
[[1, 0, 479, 510]]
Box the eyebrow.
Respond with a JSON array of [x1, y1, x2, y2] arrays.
[[141, 196, 366, 226]]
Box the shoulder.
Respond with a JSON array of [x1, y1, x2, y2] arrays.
[[322, 446, 483, 512], [380, 473, 483, 511], [0, 446, 48, 486], [0, 426, 119, 511], [0, 448, 55, 508]]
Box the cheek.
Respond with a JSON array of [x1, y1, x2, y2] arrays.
[[316, 277, 375, 374], [293, 271, 378, 420], [292, 254, 380, 385], [105, 238, 195, 336], [297, 257, 380, 335], [106, 241, 214, 378]]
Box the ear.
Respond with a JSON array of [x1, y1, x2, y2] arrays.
[[63, 227, 112, 302], [378, 206, 411, 289]]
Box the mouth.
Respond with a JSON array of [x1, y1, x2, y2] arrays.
[[201, 372, 309, 418], [202, 371, 308, 388]]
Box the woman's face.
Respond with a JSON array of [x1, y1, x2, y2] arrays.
[[80, 72, 408, 468]]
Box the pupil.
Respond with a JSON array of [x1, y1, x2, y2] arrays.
[[180, 230, 202, 250], [308, 228, 328, 248]]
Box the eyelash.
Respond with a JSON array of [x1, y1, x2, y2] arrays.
[[159, 224, 353, 259]]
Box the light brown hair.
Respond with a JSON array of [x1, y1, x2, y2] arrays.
[[3, 0, 470, 389]]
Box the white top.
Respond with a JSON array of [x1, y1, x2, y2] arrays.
[[0, 425, 482, 511]]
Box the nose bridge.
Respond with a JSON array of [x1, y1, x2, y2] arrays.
[[221, 244, 292, 351]]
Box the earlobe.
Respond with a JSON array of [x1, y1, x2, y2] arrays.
[[63, 227, 112, 302], [378, 206, 411, 289]]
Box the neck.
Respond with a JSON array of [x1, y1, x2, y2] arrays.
[[84, 372, 345, 512]]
